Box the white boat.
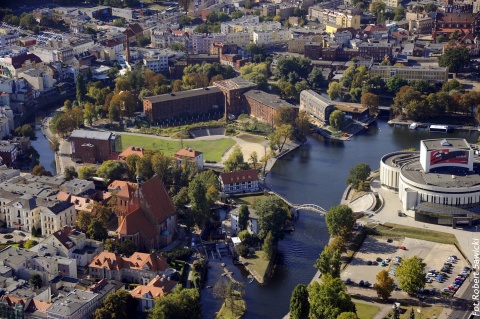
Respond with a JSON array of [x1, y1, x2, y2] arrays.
[[409, 123, 418, 130], [429, 124, 450, 133]]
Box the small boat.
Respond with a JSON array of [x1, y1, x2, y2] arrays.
[[409, 123, 418, 130], [221, 263, 226, 267], [429, 124, 450, 133], [249, 278, 255, 284]]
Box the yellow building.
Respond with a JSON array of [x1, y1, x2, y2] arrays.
[[335, 13, 361, 29], [369, 66, 449, 83], [326, 23, 339, 34]]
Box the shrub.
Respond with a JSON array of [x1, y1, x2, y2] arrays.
[[236, 244, 249, 257]]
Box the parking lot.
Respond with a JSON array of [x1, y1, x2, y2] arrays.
[[341, 236, 468, 295]]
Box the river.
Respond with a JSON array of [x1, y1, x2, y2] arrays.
[[27, 118, 479, 318], [202, 119, 480, 319]]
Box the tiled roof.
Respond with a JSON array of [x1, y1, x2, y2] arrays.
[[175, 148, 202, 159], [57, 191, 71, 202], [130, 285, 164, 298], [52, 229, 76, 249], [11, 53, 42, 69], [133, 175, 176, 222], [220, 169, 259, 184], [89, 251, 169, 272], [118, 207, 157, 239], [437, 12, 477, 23], [118, 146, 145, 160]]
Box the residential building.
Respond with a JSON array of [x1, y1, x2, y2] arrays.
[[230, 206, 259, 235], [151, 29, 189, 49], [369, 65, 449, 83], [143, 54, 169, 73], [304, 42, 323, 60], [189, 33, 227, 54], [224, 32, 250, 48], [123, 23, 144, 43], [358, 42, 393, 61], [174, 148, 204, 170], [5, 194, 38, 231], [384, 0, 400, 8], [89, 251, 174, 284], [219, 169, 260, 194], [252, 29, 292, 45], [70, 130, 120, 164], [299, 90, 336, 124], [118, 146, 145, 161], [433, 12, 480, 36], [39, 201, 77, 236], [130, 276, 178, 312], [220, 54, 247, 71], [244, 90, 299, 125], [143, 87, 224, 122], [308, 6, 361, 30], [45, 289, 98, 319], [0, 141, 17, 167], [117, 175, 177, 250]]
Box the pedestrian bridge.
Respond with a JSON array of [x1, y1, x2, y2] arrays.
[[293, 204, 327, 215]]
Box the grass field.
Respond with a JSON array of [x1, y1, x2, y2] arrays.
[[397, 305, 442, 319], [354, 302, 381, 319], [215, 292, 246, 319], [231, 194, 267, 208], [243, 251, 270, 280], [369, 223, 458, 245], [120, 134, 236, 162], [236, 133, 266, 144]]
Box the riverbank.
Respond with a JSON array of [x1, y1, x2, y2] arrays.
[[388, 119, 479, 132], [240, 251, 274, 284]]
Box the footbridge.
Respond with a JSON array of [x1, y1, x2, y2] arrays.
[[267, 191, 327, 215]]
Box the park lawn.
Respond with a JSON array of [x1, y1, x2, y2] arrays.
[[215, 292, 246, 319], [397, 305, 442, 319], [354, 302, 380, 319], [370, 223, 458, 245], [236, 133, 266, 144], [120, 135, 236, 162], [243, 251, 270, 280], [231, 194, 267, 207]]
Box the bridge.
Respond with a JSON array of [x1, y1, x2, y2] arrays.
[[292, 204, 327, 215]]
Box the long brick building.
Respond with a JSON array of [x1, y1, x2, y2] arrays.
[[70, 130, 120, 164], [244, 90, 299, 125]]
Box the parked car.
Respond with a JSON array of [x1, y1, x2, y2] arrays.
[[454, 280, 463, 285], [345, 278, 352, 285], [450, 255, 458, 260], [455, 277, 464, 282], [376, 257, 383, 262], [381, 261, 387, 267], [367, 261, 372, 265], [417, 294, 425, 300], [426, 278, 433, 283], [443, 287, 453, 293], [359, 280, 365, 287], [364, 281, 371, 287], [387, 238, 393, 243], [399, 246, 407, 250], [436, 275, 444, 282], [385, 258, 391, 263]]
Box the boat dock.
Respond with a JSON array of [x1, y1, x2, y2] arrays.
[[388, 120, 479, 132]]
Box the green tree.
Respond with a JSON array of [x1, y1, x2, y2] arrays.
[[231, 10, 244, 19], [262, 231, 274, 260], [224, 145, 248, 172], [439, 46, 471, 74], [76, 73, 87, 103], [238, 204, 250, 231], [236, 243, 249, 257], [386, 76, 408, 93], [76, 211, 92, 231], [255, 196, 289, 241], [308, 275, 356, 319], [87, 218, 108, 241], [314, 245, 341, 278], [93, 290, 138, 319], [170, 43, 186, 52], [373, 270, 395, 301], [325, 205, 355, 237], [244, 72, 268, 88], [83, 102, 97, 126], [361, 92, 380, 116], [137, 35, 151, 47], [119, 239, 137, 256], [23, 239, 36, 249], [96, 160, 126, 182], [188, 178, 210, 228], [308, 67, 325, 89], [179, 15, 192, 27], [29, 274, 42, 289], [32, 165, 52, 176], [104, 238, 118, 252], [49, 136, 60, 152], [337, 313, 358, 319], [346, 163, 371, 190], [393, 5, 405, 21], [290, 284, 309, 319], [270, 124, 294, 152], [329, 110, 345, 131], [64, 99, 72, 110], [327, 82, 342, 100], [395, 256, 426, 295], [112, 17, 126, 27], [442, 79, 463, 92], [64, 166, 78, 181], [15, 124, 35, 139], [424, 3, 437, 12], [78, 166, 96, 180], [149, 288, 201, 319], [371, 1, 386, 21], [125, 154, 141, 181]]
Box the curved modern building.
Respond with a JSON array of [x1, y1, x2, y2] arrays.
[[380, 138, 480, 225]]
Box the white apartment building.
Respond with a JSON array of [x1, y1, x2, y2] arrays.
[[252, 29, 292, 45], [189, 33, 227, 54], [220, 16, 260, 33], [40, 201, 77, 236], [5, 194, 39, 232], [18, 68, 56, 91], [225, 32, 250, 48]]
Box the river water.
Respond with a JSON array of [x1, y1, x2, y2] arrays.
[[27, 118, 479, 318]]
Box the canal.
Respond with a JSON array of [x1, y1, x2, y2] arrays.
[[202, 119, 480, 319], [31, 126, 57, 175]]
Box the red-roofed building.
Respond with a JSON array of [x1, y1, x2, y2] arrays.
[[220, 169, 260, 194], [174, 148, 204, 170], [89, 251, 173, 284], [130, 276, 178, 311], [118, 146, 145, 161], [123, 23, 144, 43], [116, 175, 177, 251]]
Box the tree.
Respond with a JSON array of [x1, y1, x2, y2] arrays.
[[137, 35, 151, 47], [108, 102, 120, 123], [371, 1, 386, 21], [314, 245, 341, 278], [387, 76, 408, 93], [87, 218, 108, 241], [325, 205, 355, 238], [15, 124, 35, 139], [179, 15, 192, 27], [78, 166, 96, 180], [112, 17, 127, 27], [329, 110, 345, 131], [262, 231, 274, 260], [110, 91, 137, 119], [439, 46, 471, 74], [308, 275, 356, 319], [64, 99, 72, 110], [119, 239, 137, 256], [76, 73, 87, 103], [442, 79, 463, 92], [29, 274, 42, 289], [224, 145, 248, 172], [64, 166, 78, 181], [170, 43, 186, 52], [337, 313, 358, 319], [255, 196, 289, 241], [393, 5, 405, 21], [96, 161, 126, 182], [23, 239, 36, 249], [373, 270, 395, 301], [83, 102, 97, 126], [49, 136, 60, 152], [76, 211, 92, 231], [424, 3, 437, 12], [104, 238, 118, 253], [32, 165, 52, 176], [231, 10, 244, 19], [361, 92, 380, 116], [395, 256, 426, 295], [188, 178, 210, 228], [238, 204, 250, 231], [93, 290, 138, 319], [270, 124, 294, 153], [194, 23, 209, 34], [346, 163, 371, 190], [327, 82, 342, 100], [308, 67, 325, 89], [290, 284, 309, 319], [149, 288, 202, 319]]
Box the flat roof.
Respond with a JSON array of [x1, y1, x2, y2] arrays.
[[422, 138, 471, 151], [71, 130, 114, 141], [244, 90, 298, 110], [144, 86, 222, 103]]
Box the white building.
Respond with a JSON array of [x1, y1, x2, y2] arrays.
[[40, 201, 77, 236], [252, 29, 291, 45], [219, 169, 260, 194], [143, 55, 169, 73], [5, 194, 38, 232], [230, 206, 259, 235], [174, 148, 204, 170]]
